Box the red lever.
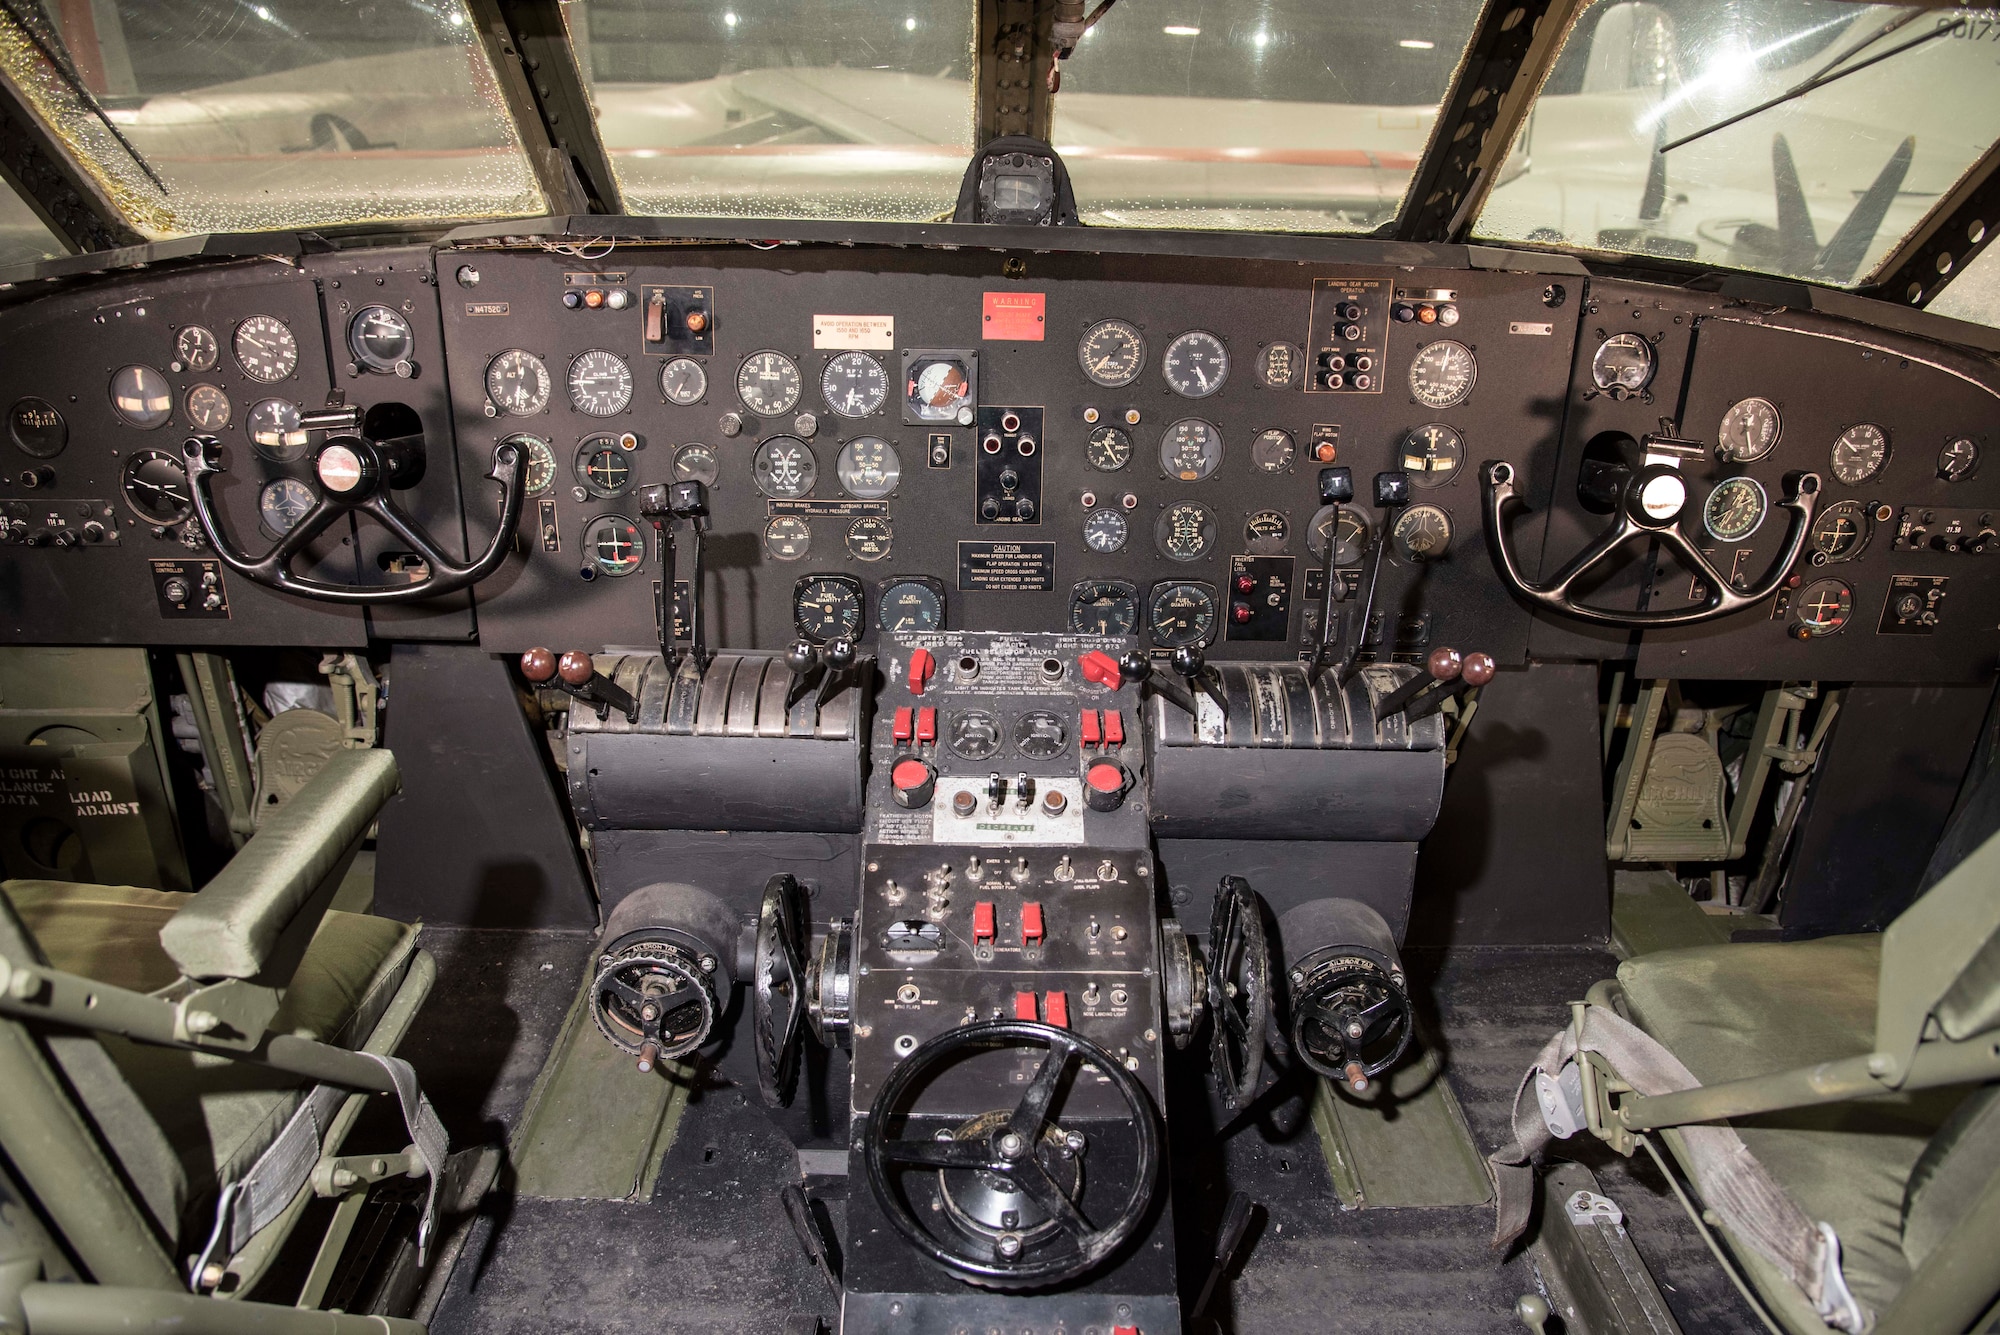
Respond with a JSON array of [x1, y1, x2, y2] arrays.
[[907, 647, 935, 695], [1021, 901, 1044, 945], [915, 706, 936, 744], [973, 901, 995, 943], [1080, 710, 1101, 746], [892, 706, 913, 743], [1014, 991, 1039, 1021], [1043, 990, 1069, 1028], [1103, 710, 1124, 746], [1078, 650, 1122, 690]]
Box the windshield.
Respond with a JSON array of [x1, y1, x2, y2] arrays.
[[568, 0, 976, 222], [1051, 0, 1482, 231], [1476, 2, 2000, 287], [0, 177, 65, 267], [1930, 242, 2000, 330], [0, 0, 545, 239]]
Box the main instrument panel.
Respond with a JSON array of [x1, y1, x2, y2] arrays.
[[0, 228, 1995, 684]]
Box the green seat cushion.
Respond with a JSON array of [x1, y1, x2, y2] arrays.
[[1619, 936, 1969, 1316], [1, 880, 418, 1239]]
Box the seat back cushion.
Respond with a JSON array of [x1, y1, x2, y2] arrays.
[[3, 879, 188, 993], [1901, 1082, 2000, 1272]]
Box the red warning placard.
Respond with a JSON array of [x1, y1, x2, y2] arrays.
[[982, 291, 1046, 341]]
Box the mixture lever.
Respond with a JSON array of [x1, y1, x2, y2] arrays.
[[520, 647, 640, 724]]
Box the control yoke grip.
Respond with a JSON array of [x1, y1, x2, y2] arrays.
[[1481, 459, 1820, 628]]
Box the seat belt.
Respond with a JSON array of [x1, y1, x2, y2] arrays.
[[1488, 1003, 1866, 1334]]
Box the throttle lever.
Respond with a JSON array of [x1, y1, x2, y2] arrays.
[[1325, 471, 1408, 688], [1171, 645, 1227, 713], [783, 640, 824, 713], [637, 484, 680, 672], [1118, 648, 1195, 717]]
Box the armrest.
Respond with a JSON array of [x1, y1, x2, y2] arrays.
[[160, 749, 400, 983]]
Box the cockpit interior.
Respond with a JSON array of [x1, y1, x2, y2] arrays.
[[2, 1, 2000, 1332]]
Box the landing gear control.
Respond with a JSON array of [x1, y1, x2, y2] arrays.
[[1278, 899, 1415, 1094], [863, 1020, 1161, 1288], [754, 873, 812, 1107], [589, 883, 738, 1072], [1205, 876, 1273, 1106]]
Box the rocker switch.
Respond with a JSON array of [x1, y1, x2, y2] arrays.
[[973, 901, 996, 944], [1014, 991, 1039, 1021], [1020, 902, 1044, 945]]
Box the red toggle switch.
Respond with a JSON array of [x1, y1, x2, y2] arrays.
[[973, 900, 996, 943], [1078, 650, 1122, 691], [907, 647, 935, 695], [1021, 901, 1044, 945], [1103, 709, 1124, 746], [916, 707, 937, 744], [892, 706, 913, 743], [1044, 990, 1069, 1028], [1014, 990, 1039, 1021], [1080, 710, 1101, 746]]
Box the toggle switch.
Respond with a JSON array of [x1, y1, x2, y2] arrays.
[[1080, 710, 1101, 746], [973, 900, 996, 944], [915, 707, 936, 744], [1014, 991, 1039, 1021], [1021, 902, 1044, 946], [1043, 990, 1069, 1028], [892, 706, 913, 743]]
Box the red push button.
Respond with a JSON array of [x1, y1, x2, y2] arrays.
[[907, 646, 934, 694], [1078, 650, 1122, 691], [1021, 901, 1044, 945], [1103, 710, 1124, 746], [1014, 990, 1039, 1021], [916, 707, 936, 744], [973, 900, 995, 943], [890, 758, 934, 809], [1044, 990, 1069, 1028], [892, 706, 913, 742], [1080, 710, 1101, 746]]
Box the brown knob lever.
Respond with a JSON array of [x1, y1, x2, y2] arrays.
[[1374, 645, 1462, 721], [520, 648, 639, 723], [1406, 650, 1495, 723]]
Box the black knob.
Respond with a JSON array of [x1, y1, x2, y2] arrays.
[[785, 640, 820, 675], [999, 467, 1020, 491], [637, 483, 671, 518], [19, 467, 52, 490], [668, 480, 709, 518], [1014, 498, 1035, 519], [51, 529, 80, 549], [980, 497, 1000, 519], [1318, 466, 1354, 505], [1170, 644, 1206, 680], [1116, 648, 1151, 683], [1373, 471, 1411, 508], [824, 638, 856, 671]]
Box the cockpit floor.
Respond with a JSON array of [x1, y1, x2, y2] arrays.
[[403, 930, 1758, 1333]]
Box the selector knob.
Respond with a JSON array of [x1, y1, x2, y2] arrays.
[[1084, 760, 1130, 812], [557, 651, 597, 687], [891, 757, 936, 809]]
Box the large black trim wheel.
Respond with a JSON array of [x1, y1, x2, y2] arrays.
[[863, 1020, 1160, 1289], [754, 873, 810, 1108], [1206, 876, 1271, 1107]]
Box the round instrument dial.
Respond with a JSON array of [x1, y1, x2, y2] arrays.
[[1162, 330, 1229, 398], [793, 575, 864, 642], [1794, 578, 1853, 637], [585, 515, 645, 577], [1257, 342, 1302, 389], [673, 442, 719, 487], [835, 436, 901, 499], [109, 364, 173, 429], [1083, 508, 1128, 553], [1409, 340, 1476, 409], [1078, 319, 1146, 388], [507, 434, 556, 496], [846, 516, 893, 562], [8, 398, 65, 458], [905, 357, 972, 422], [753, 436, 817, 499], [1401, 423, 1464, 488], [184, 383, 231, 431], [1156, 501, 1217, 561], [1308, 504, 1369, 565], [1939, 436, 1980, 482], [576, 436, 632, 497], [568, 350, 634, 417], [1085, 424, 1132, 472], [1068, 581, 1138, 635], [349, 306, 414, 373], [822, 351, 888, 418], [121, 449, 192, 524], [1829, 424, 1889, 486], [233, 315, 298, 383], [487, 349, 551, 416], [1591, 332, 1655, 394], [247, 399, 308, 462], [258, 477, 315, 537], [1148, 581, 1217, 649], [1245, 509, 1288, 554], [878, 579, 943, 632], [175, 325, 219, 373], [1393, 504, 1453, 561], [764, 515, 811, 560], [737, 351, 802, 416], [1717, 397, 1781, 462], [1013, 710, 1067, 760], [1703, 476, 1768, 541], [660, 357, 707, 406], [1251, 428, 1294, 474], [947, 708, 1002, 761], [1159, 418, 1223, 481], [1809, 500, 1870, 564]]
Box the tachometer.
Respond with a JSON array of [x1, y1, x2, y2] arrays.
[[1703, 476, 1768, 541], [349, 306, 415, 374], [835, 436, 901, 499], [793, 574, 864, 642], [821, 351, 888, 417], [585, 515, 645, 577], [660, 357, 707, 406], [737, 350, 802, 416], [568, 350, 634, 417], [486, 349, 551, 416], [1716, 397, 1780, 463], [1156, 501, 1217, 561], [1159, 418, 1223, 482], [184, 384, 231, 431], [109, 364, 173, 429], [1162, 330, 1229, 398], [1082, 508, 1128, 553], [673, 442, 719, 487], [1086, 424, 1133, 472], [258, 478, 316, 537], [576, 436, 632, 497], [1829, 424, 1888, 486], [233, 315, 298, 383], [753, 436, 817, 498], [122, 449, 192, 524], [1408, 340, 1475, 410], [248, 398, 309, 461], [878, 577, 944, 632], [1068, 580, 1138, 635], [1401, 423, 1463, 488], [1148, 581, 1217, 648], [1078, 319, 1146, 388], [175, 325, 218, 373]]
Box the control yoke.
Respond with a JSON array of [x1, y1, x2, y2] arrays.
[[184, 398, 526, 603]]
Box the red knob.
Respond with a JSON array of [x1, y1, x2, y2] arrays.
[[1078, 650, 1123, 691], [1426, 646, 1462, 682], [520, 647, 557, 683], [1232, 602, 1252, 623], [1460, 651, 1496, 686], [1235, 574, 1255, 593], [891, 757, 936, 809], [558, 651, 596, 687]]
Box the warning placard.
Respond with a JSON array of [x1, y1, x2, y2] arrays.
[[957, 541, 1056, 591], [812, 315, 894, 349]]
